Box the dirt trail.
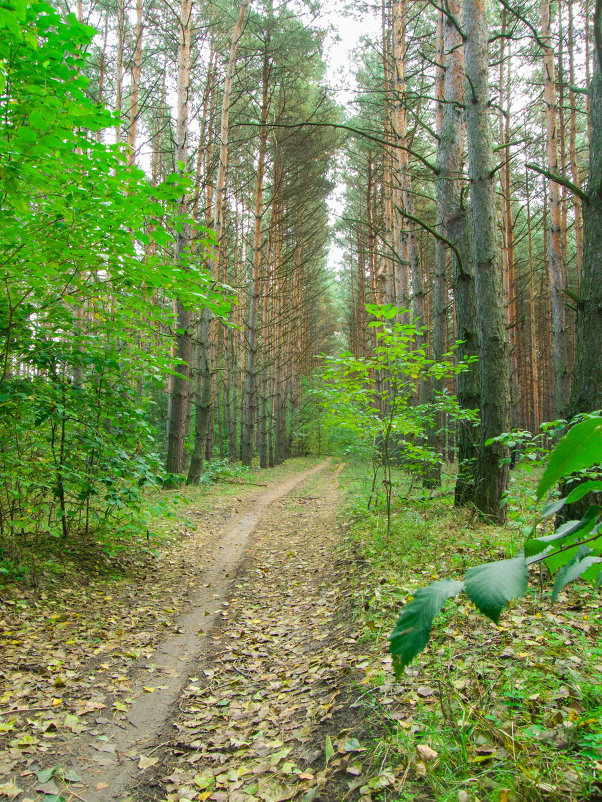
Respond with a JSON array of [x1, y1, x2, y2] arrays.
[[134, 461, 370, 802], [2, 459, 373, 802], [49, 460, 334, 802]]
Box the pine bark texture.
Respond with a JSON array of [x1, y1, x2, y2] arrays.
[[541, 0, 571, 417], [463, 0, 509, 521], [436, 0, 480, 505], [165, 0, 193, 476]]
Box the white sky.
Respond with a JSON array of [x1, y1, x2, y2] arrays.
[[315, 3, 382, 275]]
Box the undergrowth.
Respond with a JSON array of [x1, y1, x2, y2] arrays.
[[0, 457, 319, 589], [341, 459, 602, 802]]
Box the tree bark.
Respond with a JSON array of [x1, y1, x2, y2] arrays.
[[569, 16, 602, 418], [241, 48, 270, 466], [436, 0, 480, 505], [463, 0, 509, 521], [127, 0, 143, 162], [541, 0, 571, 417], [165, 0, 193, 476]]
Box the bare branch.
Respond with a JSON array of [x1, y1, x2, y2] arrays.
[[526, 162, 588, 203], [394, 204, 466, 277]]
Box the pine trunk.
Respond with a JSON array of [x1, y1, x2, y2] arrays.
[[463, 0, 509, 521]]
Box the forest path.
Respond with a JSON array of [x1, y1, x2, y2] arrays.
[[69, 459, 335, 802], [2, 459, 371, 802]]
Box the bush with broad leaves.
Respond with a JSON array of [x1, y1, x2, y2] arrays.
[[389, 414, 602, 676]]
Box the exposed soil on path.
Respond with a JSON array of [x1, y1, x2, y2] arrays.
[[0, 460, 376, 802]]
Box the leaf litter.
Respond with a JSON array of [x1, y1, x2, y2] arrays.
[[1, 459, 350, 800], [6, 456, 597, 802], [136, 464, 391, 801]]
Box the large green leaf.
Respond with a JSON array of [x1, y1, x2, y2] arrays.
[[545, 508, 601, 574], [537, 417, 602, 500], [525, 509, 601, 564], [551, 547, 602, 602], [566, 480, 602, 504], [464, 557, 528, 623], [389, 579, 464, 675]]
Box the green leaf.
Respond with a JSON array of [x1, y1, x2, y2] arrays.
[[37, 767, 60, 783], [539, 498, 567, 518], [566, 480, 602, 504], [325, 735, 335, 763], [389, 579, 464, 674], [526, 513, 598, 563], [343, 738, 364, 752], [551, 548, 602, 602], [545, 507, 601, 573], [524, 539, 552, 561], [537, 417, 602, 499], [464, 557, 528, 623]]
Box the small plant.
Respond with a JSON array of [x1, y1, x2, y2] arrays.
[[315, 304, 477, 538]]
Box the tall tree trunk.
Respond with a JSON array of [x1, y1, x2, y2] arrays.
[[436, 0, 480, 505], [568, 0, 584, 282], [165, 0, 193, 476], [213, 0, 250, 247], [114, 0, 125, 144], [569, 7, 602, 418], [241, 48, 270, 466], [560, 5, 602, 518], [541, 0, 571, 417], [127, 0, 143, 162], [525, 168, 541, 432], [392, 0, 420, 322], [463, 0, 509, 521], [187, 4, 247, 481]]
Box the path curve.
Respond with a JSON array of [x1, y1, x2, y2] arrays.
[[66, 459, 331, 802]]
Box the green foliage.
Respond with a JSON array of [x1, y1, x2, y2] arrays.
[[485, 418, 566, 469], [199, 459, 251, 485], [390, 416, 602, 675], [536, 415, 602, 500], [389, 580, 464, 669], [314, 305, 477, 528], [0, 0, 228, 553]]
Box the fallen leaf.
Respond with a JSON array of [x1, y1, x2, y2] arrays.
[[138, 755, 159, 770], [0, 780, 23, 800], [343, 738, 365, 753], [416, 744, 438, 762]]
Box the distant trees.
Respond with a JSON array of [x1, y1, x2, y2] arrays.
[[68, 0, 340, 478], [2, 0, 598, 536], [337, 0, 595, 518]]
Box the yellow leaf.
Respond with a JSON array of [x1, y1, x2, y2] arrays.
[[416, 744, 438, 762], [138, 755, 159, 770], [0, 779, 23, 799]]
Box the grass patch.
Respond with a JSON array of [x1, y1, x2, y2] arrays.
[[340, 459, 602, 801]]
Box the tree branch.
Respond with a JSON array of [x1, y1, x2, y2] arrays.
[[428, 0, 465, 41], [497, 0, 548, 50], [526, 163, 588, 203], [242, 120, 438, 174], [394, 204, 466, 277]]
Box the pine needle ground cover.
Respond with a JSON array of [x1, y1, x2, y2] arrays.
[[340, 461, 602, 802]]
